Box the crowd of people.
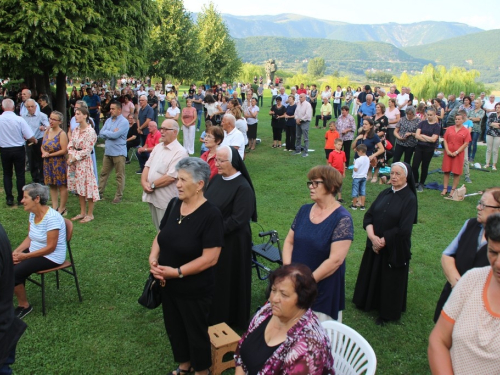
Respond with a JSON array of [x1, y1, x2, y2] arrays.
[[1, 77, 500, 374]]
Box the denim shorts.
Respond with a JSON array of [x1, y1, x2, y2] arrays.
[[351, 177, 366, 198]]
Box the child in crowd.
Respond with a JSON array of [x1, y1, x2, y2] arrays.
[[328, 138, 346, 203], [324, 121, 340, 162], [458, 109, 473, 183], [351, 144, 369, 210], [199, 120, 212, 156]]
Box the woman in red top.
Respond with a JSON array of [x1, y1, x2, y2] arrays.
[[441, 112, 471, 197], [201, 125, 224, 181]]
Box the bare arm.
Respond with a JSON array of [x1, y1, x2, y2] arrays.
[[282, 229, 294, 265], [12, 230, 59, 264], [151, 247, 221, 281], [428, 315, 454, 374], [441, 254, 461, 287], [312, 240, 351, 282]]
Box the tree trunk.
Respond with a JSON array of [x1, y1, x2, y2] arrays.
[[110, 77, 116, 91], [55, 72, 68, 131]]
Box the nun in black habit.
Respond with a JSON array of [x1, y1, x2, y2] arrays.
[[352, 162, 418, 325], [205, 146, 257, 329]]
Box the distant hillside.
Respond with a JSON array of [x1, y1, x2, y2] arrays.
[[403, 29, 500, 83], [217, 13, 482, 48], [235, 37, 430, 77]]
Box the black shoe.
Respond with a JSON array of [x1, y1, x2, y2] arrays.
[[338, 199, 344, 204], [375, 317, 388, 326], [6, 199, 14, 206], [15, 305, 33, 319], [135, 170, 143, 175], [125, 160, 131, 165], [360, 206, 366, 210]]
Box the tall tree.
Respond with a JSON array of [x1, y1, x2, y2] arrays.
[[0, 0, 155, 123], [148, 0, 202, 85], [307, 57, 326, 77], [196, 2, 241, 84]]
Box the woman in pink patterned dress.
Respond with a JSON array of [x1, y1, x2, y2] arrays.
[[234, 264, 334, 375], [67, 107, 100, 223]]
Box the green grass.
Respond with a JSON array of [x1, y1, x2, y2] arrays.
[[1, 91, 497, 374]]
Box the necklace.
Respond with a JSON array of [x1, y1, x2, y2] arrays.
[[310, 202, 336, 221], [178, 214, 187, 224]]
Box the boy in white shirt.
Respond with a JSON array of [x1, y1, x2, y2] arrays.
[[351, 144, 370, 210]]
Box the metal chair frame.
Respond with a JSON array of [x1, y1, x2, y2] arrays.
[[27, 218, 82, 315]]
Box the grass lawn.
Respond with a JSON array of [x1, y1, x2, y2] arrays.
[[1, 90, 497, 374]]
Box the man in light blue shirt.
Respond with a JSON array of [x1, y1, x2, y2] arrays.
[[22, 99, 49, 183], [0, 99, 36, 206], [98, 101, 129, 204], [358, 94, 376, 125]]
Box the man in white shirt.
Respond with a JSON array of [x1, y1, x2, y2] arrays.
[[22, 99, 49, 184], [0, 99, 37, 205], [270, 85, 278, 107], [220, 114, 245, 159], [279, 87, 289, 108], [293, 94, 313, 157], [396, 87, 410, 117]]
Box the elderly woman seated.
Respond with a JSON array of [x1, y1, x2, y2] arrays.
[[234, 264, 334, 375], [428, 213, 500, 375], [12, 183, 67, 319]]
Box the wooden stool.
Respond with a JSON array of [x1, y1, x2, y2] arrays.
[[209, 323, 241, 375]]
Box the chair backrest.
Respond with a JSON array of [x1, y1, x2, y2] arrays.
[[321, 320, 377, 375], [64, 218, 73, 243]]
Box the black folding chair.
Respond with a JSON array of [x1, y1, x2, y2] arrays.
[[251, 230, 283, 280]]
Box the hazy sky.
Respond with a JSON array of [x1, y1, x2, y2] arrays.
[[185, 0, 500, 30]]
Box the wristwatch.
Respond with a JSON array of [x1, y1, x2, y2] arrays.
[[151, 182, 155, 190], [177, 267, 184, 278]]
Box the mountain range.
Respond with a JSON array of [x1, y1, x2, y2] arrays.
[[218, 13, 482, 48]]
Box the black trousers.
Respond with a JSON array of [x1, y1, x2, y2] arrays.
[[412, 145, 435, 184], [342, 140, 353, 166], [0, 146, 26, 203], [272, 126, 283, 141], [27, 139, 44, 183], [315, 115, 331, 128], [334, 103, 341, 118], [285, 126, 296, 151], [386, 128, 396, 149], [162, 292, 212, 371], [311, 101, 317, 117], [392, 144, 415, 165], [14, 254, 59, 286]]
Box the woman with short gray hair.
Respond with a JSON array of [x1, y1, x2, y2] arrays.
[[393, 106, 420, 164], [12, 183, 67, 318], [148, 157, 224, 375]]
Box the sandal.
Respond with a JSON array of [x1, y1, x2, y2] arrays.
[[440, 189, 448, 196], [371, 177, 378, 183], [171, 367, 194, 375], [80, 215, 94, 223], [493, 166, 497, 171], [445, 189, 455, 199], [71, 214, 85, 221], [58, 208, 67, 216]]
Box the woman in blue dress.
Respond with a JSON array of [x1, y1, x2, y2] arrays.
[[283, 165, 354, 322]]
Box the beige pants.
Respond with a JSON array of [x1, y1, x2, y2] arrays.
[[149, 203, 166, 232], [98, 155, 125, 199]]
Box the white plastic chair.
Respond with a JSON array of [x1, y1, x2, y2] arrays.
[[321, 320, 377, 375]]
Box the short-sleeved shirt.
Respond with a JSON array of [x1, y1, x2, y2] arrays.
[[83, 94, 101, 115], [29, 208, 66, 264], [442, 267, 500, 375], [320, 103, 332, 116], [355, 134, 381, 156], [396, 117, 420, 147], [143, 139, 188, 209], [138, 105, 154, 136], [145, 130, 161, 150], [385, 108, 400, 129], [167, 107, 180, 119], [158, 200, 224, 298], [417, 121, 441, 149], [324, 130, 339, 149], [0, 111, 35, 147], [358, 102, 376, 117], [220, 128, 245, 159], [328, 150, 346, 174], [193, 93, 205, 111]]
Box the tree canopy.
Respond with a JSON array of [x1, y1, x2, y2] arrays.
[[196, 2, 241, 84], [308, 57, 326, 77]]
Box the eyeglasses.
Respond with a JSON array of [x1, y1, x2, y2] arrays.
[[215, 158, 229, 164], [306, 180, 324, 188], [204, 134, 215, 139], [49, 118, 60, 122], [477, 200, 500, 210], [160, 128, 175, 131]]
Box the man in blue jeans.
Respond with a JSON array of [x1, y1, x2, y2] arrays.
[[192, 87, 205, 131], [0, 224, 27, 374]]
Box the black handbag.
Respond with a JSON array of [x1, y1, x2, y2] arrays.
[[138, 197, 179, 309], [138, 273, 162, 309]]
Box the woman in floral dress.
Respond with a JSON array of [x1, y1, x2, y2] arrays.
[[67, 107, 100, 223], [41, 110, 69, 215]]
